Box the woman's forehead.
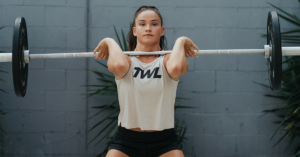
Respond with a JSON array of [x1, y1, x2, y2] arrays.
[[136, 10, 160, 22]]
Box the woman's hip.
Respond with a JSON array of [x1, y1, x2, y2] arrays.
[[111, 125, 180, 145]]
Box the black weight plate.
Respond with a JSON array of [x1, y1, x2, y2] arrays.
[[267, 11, 282, 91], [12, 17, 28, 97]]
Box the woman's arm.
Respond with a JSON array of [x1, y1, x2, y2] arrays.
[[94, 38, 130, 79], [166, 37, 199, 80]]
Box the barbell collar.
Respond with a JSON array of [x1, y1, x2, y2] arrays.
[[264, 45, 270, 58], [24, 50, 30, 63]]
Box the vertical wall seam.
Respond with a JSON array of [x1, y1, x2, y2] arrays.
[[85, 0, 89, 154], [214, 26, 217, 93], [215, 71, 217, 92]]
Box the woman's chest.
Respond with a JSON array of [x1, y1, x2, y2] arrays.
[[131, 66, 164, 92]]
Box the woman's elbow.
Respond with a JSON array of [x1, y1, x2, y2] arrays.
[[169, 64, 189, 76], [169, 66, 182, 75], [108, 63, 127, 73]]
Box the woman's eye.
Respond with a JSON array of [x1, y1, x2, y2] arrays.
[[140, 23, 157, 26]]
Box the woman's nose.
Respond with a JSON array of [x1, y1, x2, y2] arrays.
[[145, 24, 151, 31]]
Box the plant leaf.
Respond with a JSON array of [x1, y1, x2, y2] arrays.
[[113, 25, 124, 50], [83, 99, 118, 122], [121, 29, 128, 51]]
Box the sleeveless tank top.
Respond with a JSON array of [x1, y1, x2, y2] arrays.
[[115, 55, 179, 131]]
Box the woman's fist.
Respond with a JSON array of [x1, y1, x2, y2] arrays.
[[177, 36, 199, 58], [93, 38, 112, 60]]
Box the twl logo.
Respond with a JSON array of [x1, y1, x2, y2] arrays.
[[133, 67, 161, 79]]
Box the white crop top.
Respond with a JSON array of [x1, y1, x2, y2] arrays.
[[115, 55, 179, 131]]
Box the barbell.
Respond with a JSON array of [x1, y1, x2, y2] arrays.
[[1, 11, 300, 97]]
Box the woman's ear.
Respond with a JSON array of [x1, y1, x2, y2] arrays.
[[161, 26, 165, 36], [133, 27, 136, 36]]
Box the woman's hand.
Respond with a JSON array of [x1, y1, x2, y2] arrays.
[[93, 38, 112, 60], [177, 37, 199, 58]]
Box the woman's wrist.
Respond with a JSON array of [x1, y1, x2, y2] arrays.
[[105, 38, 118, 51], [105, 37, 114, 45], [175, 37, 186, 44], [174, 37, 185, 49]]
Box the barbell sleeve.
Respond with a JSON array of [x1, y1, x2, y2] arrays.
[[281, 47, 300, 56], [1, 46, 300, 63], [0, 53, 13, 62]]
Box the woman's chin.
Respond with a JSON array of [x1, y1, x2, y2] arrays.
[[141, 39, 159, 44]]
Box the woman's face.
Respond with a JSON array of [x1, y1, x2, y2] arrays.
[[133, 10, 165, 47]]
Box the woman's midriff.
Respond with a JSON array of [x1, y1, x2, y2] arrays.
[[120, 122, 165, 132]]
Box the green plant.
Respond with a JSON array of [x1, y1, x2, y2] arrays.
[[0, 25, 9, 157], [82, 23, 200, 157], [256, 2, 300, 157]]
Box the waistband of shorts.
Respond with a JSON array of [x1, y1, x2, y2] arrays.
[[117, 124, 175, 139]]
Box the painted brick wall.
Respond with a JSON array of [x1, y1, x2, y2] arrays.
[[0, 0, 299, 156]]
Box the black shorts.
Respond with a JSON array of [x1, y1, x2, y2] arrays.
[[108, 124, 183, 157]]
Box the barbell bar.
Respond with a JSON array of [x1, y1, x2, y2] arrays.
[[1, 46, 300, 63], [2, 46, 300, 63], [1, 11, 298, 97]]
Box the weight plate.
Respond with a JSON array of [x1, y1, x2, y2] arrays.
[[267, 11, 282, 91], [12, 17, 28, 97]]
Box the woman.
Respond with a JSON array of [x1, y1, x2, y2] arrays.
[[93, 5, 199, 157]]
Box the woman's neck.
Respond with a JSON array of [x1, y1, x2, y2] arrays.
[[134, 45, 161, 58], [134, 44, 160, 52]]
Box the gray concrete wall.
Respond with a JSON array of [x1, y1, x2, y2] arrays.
[[0, 0, 300, 156]]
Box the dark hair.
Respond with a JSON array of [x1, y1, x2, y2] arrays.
[[126, 5, 168, 51]]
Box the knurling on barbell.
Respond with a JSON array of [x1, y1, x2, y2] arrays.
[[8, 11, 286, 97]]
